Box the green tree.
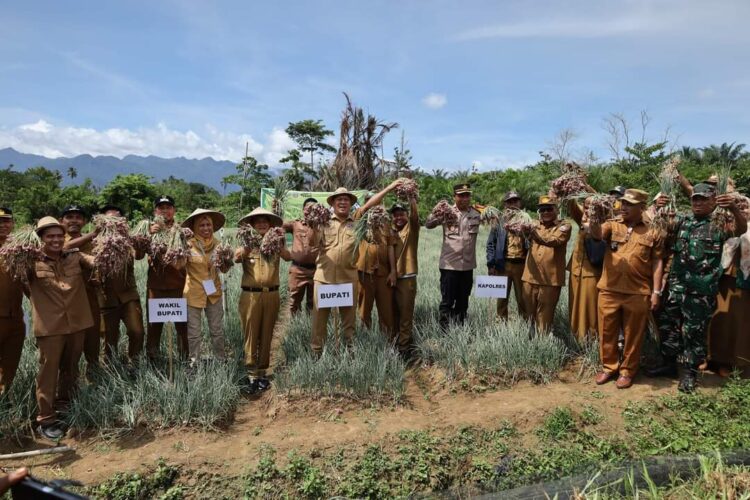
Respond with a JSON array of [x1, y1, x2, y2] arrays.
[[153, 176, 221, 218], [285, 119, 336, 175], [221, 155, 272, 214], [14, 167, 64, 222], [99, 174, 158, 221], [57, 179, 99, 216], [279, 149, 314, 189]]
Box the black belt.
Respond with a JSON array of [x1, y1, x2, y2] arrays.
[[506, 258, 526, 263], [241, 286, 279, 292], [292, 261, 316, 270]]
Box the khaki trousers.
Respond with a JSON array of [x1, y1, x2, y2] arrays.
[[239, 290, 279, 377], [36, 331, 85, 425], [312, 281, 358, 354], [496, 261, 526, 319], [187, 300, 226, 361], [522, 282, 561, 334], [569, 274, 600, 342], [357, 271, 395, 335], [598, 290, 650, 378], [102, 299, 145, 363], [83, 288, 101, 375], [393, 277, 417, 351], [0, 317, 25, 395], [146, 288, 189, 360], [288, 265, 315, 314]]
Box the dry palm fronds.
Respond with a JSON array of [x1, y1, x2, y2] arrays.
[[260, 227, 286, 259], [0, 226, 43, 283], [502, 209, 534, 235], [480, 205, 501, 227], [711, 163, 733, 230], [92, 214, 133, 278], [394, 178, 419, 202], [303, 202, 331, 229], [271, 176, 291, 217], [354, 206, 391, 251], [430, 200, 458, 227], [130, 219, 152, 254], [237, 224, 263, 250]]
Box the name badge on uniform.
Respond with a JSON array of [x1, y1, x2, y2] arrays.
[[202, 279, 217, 295]]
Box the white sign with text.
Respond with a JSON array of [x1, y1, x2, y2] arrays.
[[148, 298, 188, 323], [317, 283, 354, 308], [474, 275, 509, 299]]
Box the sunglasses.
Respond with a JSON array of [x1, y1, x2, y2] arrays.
[[538, 206, 555, 213]]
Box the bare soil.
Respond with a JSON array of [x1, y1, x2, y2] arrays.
[[0, 366, 726, 487]]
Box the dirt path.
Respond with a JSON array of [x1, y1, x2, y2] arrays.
[[1, 368, 718, 486]]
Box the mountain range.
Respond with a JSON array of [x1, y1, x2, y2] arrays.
[[0, 148, 274, 191]]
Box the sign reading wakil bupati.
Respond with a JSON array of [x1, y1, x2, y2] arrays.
[[317, 283, 354, 308], [148, 298, 188, 323], [474, 275, 509, 299]]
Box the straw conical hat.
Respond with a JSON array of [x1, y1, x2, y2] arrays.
[[181, 208, 226, 231], [238, 207, 283, 227]]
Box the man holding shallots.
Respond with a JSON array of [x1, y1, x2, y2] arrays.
[[0, 207, 25, 395], [235, 207, 290, 393]]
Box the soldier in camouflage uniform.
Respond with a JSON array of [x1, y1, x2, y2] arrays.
[[655, 183, 747, 393]]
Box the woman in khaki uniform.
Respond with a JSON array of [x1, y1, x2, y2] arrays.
[[28, 217, 95, 440], [182, 209, 232, 364], [567, 198, 603, 342], [235, 208, 290, 393]]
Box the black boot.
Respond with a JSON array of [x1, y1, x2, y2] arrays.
[[678, 369, 697, 394], [645, 358, 678, 378]]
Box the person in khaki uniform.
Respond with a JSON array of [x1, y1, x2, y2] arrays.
[[146, 195, 189, 361], [390, 198, 420, 357], [590, 189, 664, 389], [283, 197, 319, 314], [0, 207, 25, 395], [521, 196, 571, 334], [486, 191, 528, 319], [236, 208, 290, 393], [356, 180, 403, 336], [29, 217, 95, 440], [567, 198, 604, 341], [311, 187, 361, 355], [425, 183, 481, 330], [61, 204, 101, 378], [182, 208, 232, 364]]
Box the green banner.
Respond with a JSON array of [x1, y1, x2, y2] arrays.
[[260, 188, 369, 220]]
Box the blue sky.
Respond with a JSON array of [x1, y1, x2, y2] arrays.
[[1, 0, 749, 171]]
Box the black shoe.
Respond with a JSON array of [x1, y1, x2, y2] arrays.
[[645, 363, 678, 378], [241, 379, 261, 395], [37, 423, 65, 441], [678, 371, 697, 393], [257, 378, 271, 391]]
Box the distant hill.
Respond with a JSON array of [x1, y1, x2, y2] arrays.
[[0, 148, 277, 190]]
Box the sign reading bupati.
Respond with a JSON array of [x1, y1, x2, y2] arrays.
[[317, 283, 354, 308], [474, 275, 509, 298], [148, 298, 188, 323]]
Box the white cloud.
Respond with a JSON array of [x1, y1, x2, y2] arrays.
[[454, 17, 657, 41], [0, 120, 297, 164], [422, 93, 447, 109]]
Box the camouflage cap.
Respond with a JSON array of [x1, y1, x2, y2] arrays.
[[503, 191, 521, 202], [691, 183, 716, 198], [389, 202, 407, 213]]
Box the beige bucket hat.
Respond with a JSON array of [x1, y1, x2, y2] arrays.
[[36, 216, 65, 235], [326, 187, 358, 206]]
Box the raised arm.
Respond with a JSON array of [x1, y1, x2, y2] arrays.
[[717, 194, 748, 236], [64, 231, 97, 250], [529, 223, 571, 247], [568, 200, 584, 226], [360, 179, 402, 214]]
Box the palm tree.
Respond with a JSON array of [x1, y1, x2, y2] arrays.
[[700, 142, 747, 165], [67, 167, 78, 179]]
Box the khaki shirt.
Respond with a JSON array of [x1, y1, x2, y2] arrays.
[[313, 212, 359, 284], [425, 205, 480, 271], [0, 244, 24, 319], [568, 231, 602, 279], [241, 249, 280, 289], [183, 238, 222, 308], [394, 209, 420, 277], [506, 233, 527, 260], [284, 220, 318, 266], [522, 220, 571, 287], [356, 230, 396, 277], [597, 220, 663, 296], [99, 258, 141, 308], [29, 251, 95, 336], [65, 234, 100, 300]]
